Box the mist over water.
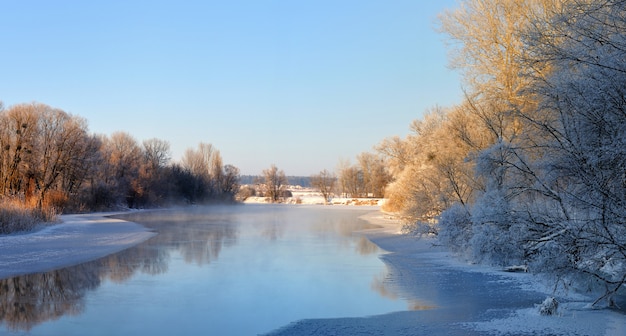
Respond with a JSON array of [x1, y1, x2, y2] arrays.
[[0, 205, 409, 335]]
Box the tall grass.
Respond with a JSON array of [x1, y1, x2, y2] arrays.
[[0, 198, 58, 234]]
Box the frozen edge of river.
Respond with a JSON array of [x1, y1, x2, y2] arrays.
[[0, 212, 157, 279], [265, 210, 626, 336]]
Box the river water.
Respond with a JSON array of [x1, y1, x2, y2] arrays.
[[0, 205, 409, 335]]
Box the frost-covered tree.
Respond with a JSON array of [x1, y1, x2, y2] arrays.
[[433, 0, 626, 305], [380, 107, 477, 234], [517, 0, 626, 306], [431, 0, 557, 258]]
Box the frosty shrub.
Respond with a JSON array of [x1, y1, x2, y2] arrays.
[[401, 219, 437, 237], [0, 198, 57, 234], [469, 189, 527, 266], [538, 297, 559, 316], [437, 203, 472, 254]]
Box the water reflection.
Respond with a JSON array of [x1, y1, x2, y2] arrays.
[[0, 239, 166, 331], [0, 208, 236, 332], [370, 270, 436, 311], [0, 205, 405, 333], [356, 236, 380, 255], [119, 209, 239, 266]]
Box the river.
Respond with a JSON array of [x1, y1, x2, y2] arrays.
[[0, 205, 409, 335]]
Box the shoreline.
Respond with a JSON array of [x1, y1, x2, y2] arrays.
[[0, 204, 377, 280], [267, 210, 626, 335], [0, 212, 156, 279]]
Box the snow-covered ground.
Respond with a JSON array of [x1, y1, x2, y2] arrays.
[[0, 212, 156, 279], [244, 187, 386, 206]]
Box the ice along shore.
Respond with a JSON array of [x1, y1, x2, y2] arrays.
[[0, 212, 156, 279], [265, 210, 626, 336]]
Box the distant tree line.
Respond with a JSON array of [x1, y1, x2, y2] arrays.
[[378, 0, 626, 306], [239, 175, 311, 188], [302, 154, 392, 202], [335, 153, 391, 198], [239, 160, 393, 203], [238, 165, 292, 203], [238, 159, 393, 204], [0, 102, 240, 219]]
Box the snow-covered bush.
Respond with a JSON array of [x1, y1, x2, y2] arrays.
[[469, 189, 527, 266], [519, 0, 626, 306], [538, 297, 559, 316], [437, 203, 472, 255]]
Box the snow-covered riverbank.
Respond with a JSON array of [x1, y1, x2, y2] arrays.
[[0, 212, 156, 279], [266, 211, 626, 336]]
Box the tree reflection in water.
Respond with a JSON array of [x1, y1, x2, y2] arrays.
[[117, 208, 238, 266], [0, 207, 237, 332], [0, 264, 97, 331], [0, 237, 168, 331]]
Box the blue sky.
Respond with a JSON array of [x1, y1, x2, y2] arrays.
[[1, 0, 461, 175]]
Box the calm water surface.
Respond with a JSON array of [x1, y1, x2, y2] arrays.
[[0, 205, 408, 335]]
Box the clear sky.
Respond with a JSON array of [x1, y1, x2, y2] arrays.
[[1, 0, 461, 176]]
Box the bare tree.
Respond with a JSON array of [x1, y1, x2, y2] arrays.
[[210, 150, 224, 198], [180, 142, 217, 200], [182, 142, 215, 181], [133, 138, 172, 206], [0, 103, 97, 209], [338, 165, 364, 198], [357, 152, 391, 198], [0, 104, 38, 197], [33, 108, 96, 208], [180, 142, 239, 200], [220, 164, 240, 200], [102, 132, 143, 207], [262, 164, 287, 203], [143, 138, 171, 170], [310, 169, 336, 204]]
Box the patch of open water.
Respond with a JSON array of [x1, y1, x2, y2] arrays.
[[0, 205, 412, 335]]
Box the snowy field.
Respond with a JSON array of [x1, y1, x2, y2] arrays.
[[1, 208, 624, 335], [244, 186, 386, 206]]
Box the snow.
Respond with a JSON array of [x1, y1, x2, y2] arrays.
[[0, 212, 156, 279], [467, 302, 626, 336], [243, 187, 386, 206], [538, 297, 559, 316]]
